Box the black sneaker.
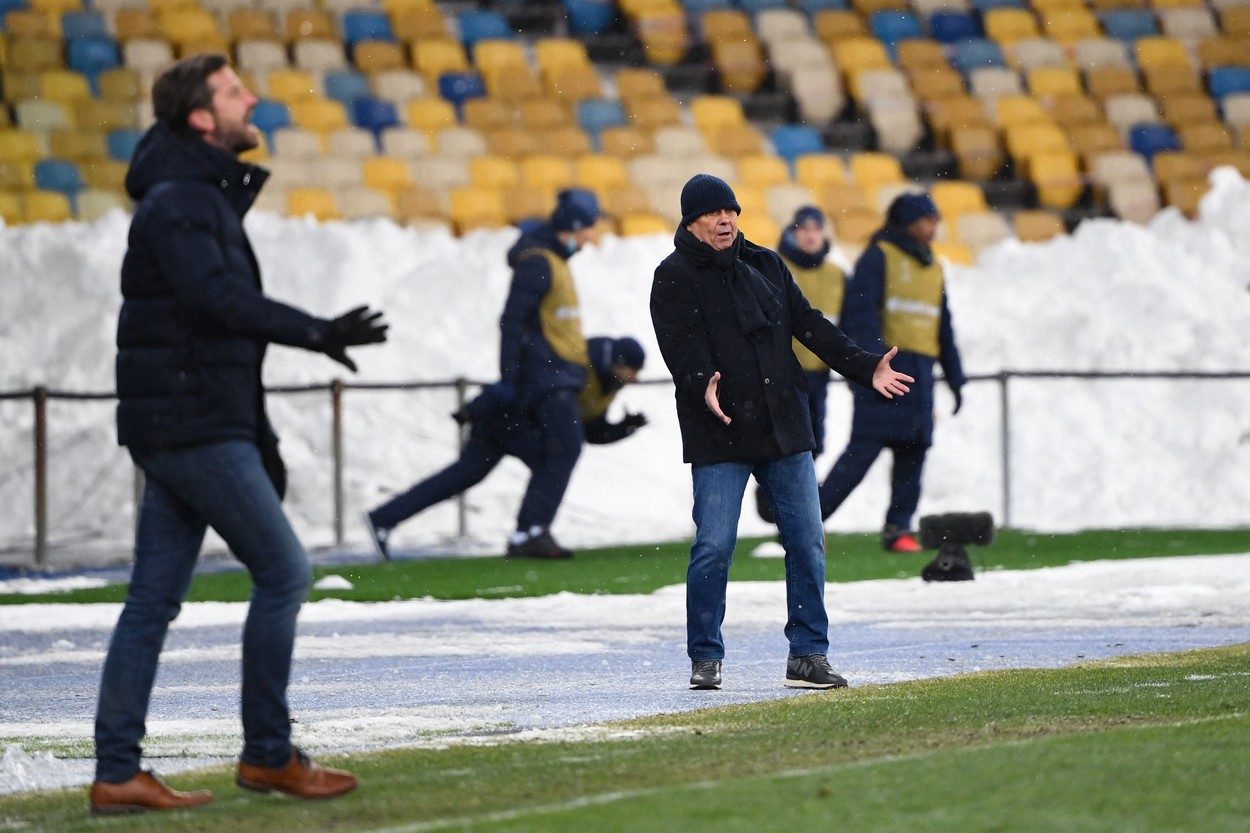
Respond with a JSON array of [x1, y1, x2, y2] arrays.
[[505, 529, 573, 559], [689, 659, 722, 690], [784, 654, 848, 689], [363, 512, 391, 561]]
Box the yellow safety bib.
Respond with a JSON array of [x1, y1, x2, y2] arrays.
[[784, 256, 846, 372], [576, 371, 617, 422], [878, 240, 943, 358], [522, 248, 590, 368]]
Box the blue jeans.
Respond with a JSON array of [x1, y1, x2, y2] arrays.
[[819, 436, 928, 529], [806, 370, 830, 457], [687, 452, 829, 661], [94, 440, 312, 782]]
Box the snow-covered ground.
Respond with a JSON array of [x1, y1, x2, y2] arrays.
[[2, 170, 1250, 564], [2, 552, 1248, 796]]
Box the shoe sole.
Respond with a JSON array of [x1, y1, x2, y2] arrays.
[[235, 777, 357, 800], [689, 680, 722, 690], [783, 678, 848, 690], [361, 513, 390, 562]]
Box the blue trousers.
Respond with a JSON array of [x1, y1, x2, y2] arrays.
[[95, 440, 311, 782], [818, 436, 928, 530], [688, 452, 829, 661], [371, 390, 582, 533], [806, 370, 830, 457]]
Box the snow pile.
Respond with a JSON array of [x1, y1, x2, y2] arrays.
[[3, 170, 1250, 562]]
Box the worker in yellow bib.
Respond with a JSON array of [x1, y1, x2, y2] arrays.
[[818, 193, 966, 552]]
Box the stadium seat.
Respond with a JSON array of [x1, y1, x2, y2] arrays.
[[372, 70, 427, 108], [353, 41, 407, 74], [736, 153, 792, 189], [437, 72, 487, 114], [449, 183, 507, 232], [929, 11, 981, 44], [250, 100, 292, 145], [309, 156, 361, 190], [287, 187, 341, 221], [599, 125, 655, 157], [772, 124, 824, 167], [351, 98, 399, 144], [653, 125, 707, 157], [574, 153, 629, 199], [1209, 67, 1250, 101], [289, 99, 348, 135], [564, 0, 616, 35], [394, 185, 450, 229], [1028, 66, 1082, 98], [342, 10, 394, 47], [1071, 37, 1132, 70], [106, 128, 141, 161], [378, 127, 428, 158], [266, 69, 320, 104], [1105, 93, 1161, 137], [814, 9, 867, 43], [1028, 151, 1083, 208], [1069, 122, 1125, 161], [66, 37, 120, 89], [391, 4, 449, 41], [1100, 9, 1157, 43], [1012, 208, 1065, 241], [75, 187, 129, 221], [869, 10, 922, 58], [953, 210, 1012, 253], [791, 64, 846, 123], [1129, 122, 1181, 162], [1135, 36, 1193, 71], [951, 125, 1005, 178], [60, 10, 107, 40], [272, 128, 323, 158], [324, 70, 372, 107], [1160, 95, 1219, 129], [22, 190, 73, 223], [407, 98, 457, 135], [34, 157, 84, 201], [1043, 8, 1101, 44], [518, 98, 570, 131], [412, 39, 470, 85], [576, 99, 626, 145], [1085, 66, 1142, 100], [15, 100, 72, 136], [951, 39, 1007, 73], [361, 155, 412, 194], [1051, 95, 1103, 130], [227, 9, 279, 41], [291, 40, 347, 73], [458, 10, 513, 51], [984, 8, 1040, 44]]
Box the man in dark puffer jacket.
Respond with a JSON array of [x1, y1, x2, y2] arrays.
[[92, 55, 386, 815]]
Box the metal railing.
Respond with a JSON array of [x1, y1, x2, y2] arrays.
[[6, 369, 1249, 567]]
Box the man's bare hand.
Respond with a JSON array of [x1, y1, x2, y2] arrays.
[[873, 346, 914, 399], [705, 371, 731, 425]]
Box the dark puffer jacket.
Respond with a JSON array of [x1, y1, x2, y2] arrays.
[[651, 230, 881, 465], [116, 121, 331, 451]]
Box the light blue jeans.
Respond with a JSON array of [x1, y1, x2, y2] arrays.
[[94, 440, 311, 782], [687, 452, 829, 661]]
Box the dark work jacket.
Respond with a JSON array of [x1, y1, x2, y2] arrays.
[[651, 230, 881, 465], [499, 225, 588, 408], [841, 224, 966, 447], [116, 121, 330, 452]]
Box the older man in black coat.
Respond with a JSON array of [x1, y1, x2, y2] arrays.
[[93, 54, 385, 814], [650, 174, 912, 692]]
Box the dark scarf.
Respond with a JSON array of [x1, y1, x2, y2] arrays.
[[872, 224, 935, 267], [777, 230, 831, 270], [675, 227, 781, 339]]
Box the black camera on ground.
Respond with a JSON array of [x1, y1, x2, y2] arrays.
[[917, 511, 995, 582]]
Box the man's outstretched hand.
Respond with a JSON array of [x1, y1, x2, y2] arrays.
[[324, 305, 388, 372], [872, 346, 914, 399]]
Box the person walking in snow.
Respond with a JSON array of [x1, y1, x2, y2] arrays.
[[755, 205, 847, 523], [92, 54, 385, 815], [818, 192, 966, 553], [649, 174, 913, 692], [363, 335, 648, 560]]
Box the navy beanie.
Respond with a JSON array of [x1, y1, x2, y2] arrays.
[[791, 205, 825, 229], [888, 192, 939, 227], [551, 188, 599, 232], [680, 174, 741, 227], [611, 337, 645, 369]]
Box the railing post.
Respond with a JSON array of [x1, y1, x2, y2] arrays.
[[998, 372, 1011, 529], [33, 386, 48, 568], [331, 379, 345, 547], [455, 377, 468, 538]]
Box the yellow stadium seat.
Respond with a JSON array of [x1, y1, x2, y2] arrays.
[[406, 97, 457, 134], [77, 99, 137, 131], [830, 37, 891, 76], [625, 95, 682, 131], [160, 9, 222, 47], [81, 158, 128, 190], [354, 41, 407, 74], [470, 154, 520, 188], [599, 125, 655, 157], [540, 124, 592, 156], [701, 9, 752, 43], [114, 9, 161, 41], [830, 206, 882, 247], [619, 211, 670, 236], [1179, 122, 1233, 154], [3, 10, 56, 39], [1162, 176, 1209, 218], [486, 125, 540, 157], [22, 189, 72, 223], [288, 98, 349, 134], [1048, 93, 1103, 128], [392, 5, 449, 42], [573, 153, 629, 199], [518, 97, 570, 131], [794, 153, 848, 190], [849, 151, 904, 196], [1142, 67, 1202, 98], [1042, 8, 1100, 44], [712, 39, 766, 94], [285, 9, 336, 42], [984, 8, 1040, 45], [737, 211, 780, 245], [814, 9, 866, 43], [97, 68, 141, 102], [534, 37, 590, 75], [1196, 36, 1250, 70], [910, 66, 966, 102], [503, 186, 556, 224], [520, 153, 574, 191], [10, 36, 62, 71], [228, 9, 279, 41], [992, 94, 1052, 128], [543, 65, 603, 104], [1151, 150, 1207, 185], [689, 95, 747, 134], [1028, 151, 1083, 208], [395, 184, 448, 227], [707, 123, 764, 157], [1069, 122, 1125, 161], [0, 127, 44, 162], [1084, 65, 1140, 100], [411, 38, 469, 83], [1027, 67, 1082, 98], [1135, 37, 1192, 71], [28, 0, 79, 15], [362, 156, 413, 194], [931, 240, 974, 265], [602, 183, 651, 218], [50, 128, 105, 160], [266, 69, 320, 103], [928, 96, 992, 147], [853, 0, 908, 15], [484, 66, 543, 102], [463, 98, 514, 132], [930, 180, 988, 222], [39, 68, 91, 103], [0, 159, 35, 189], [736, 153, 790, 190], [1005, 122, 1071, 162], [634, 9, 688, 66], [896, 39, 950, 72], [287, 187, 341, 221], [1013, 209, 1065, 241], [951, 125, 1004, 179], [614, 67, 668, 103], [449, 184, 507, 232], [1160, 94, 1218, 128], [474, 38, 528, 75], [0, 190, 23, 225]]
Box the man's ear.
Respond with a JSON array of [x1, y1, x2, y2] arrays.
[[186, 108, 214, 135]]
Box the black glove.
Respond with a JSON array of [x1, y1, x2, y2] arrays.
[[621, 412, 648, 435], [951, 385, 963, 416], [324, 305, 388, 372]]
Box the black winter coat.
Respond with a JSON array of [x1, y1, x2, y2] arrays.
[[116, 122, 330, 452], [651, 230, 881, 465]]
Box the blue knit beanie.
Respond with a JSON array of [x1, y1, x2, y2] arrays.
[[611, 337, 645, 369], [888, 192, 939, 227], [551, 188, 599, 231], [680, 174, 741, 227], [791, 205, 825, 229]]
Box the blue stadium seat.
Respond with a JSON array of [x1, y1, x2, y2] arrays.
[[107, 129, 142, 161], [458, 10, 513, 49], [250, 99, 291, 145], [576, 98, 626, 144], [929, 11, 982, 44], [437, 72, 486, 114], [1208, 67, 1250, 100], [1100, 10, 1157, 44], [0, 0, 28, 19], [797, 0, 849, 12], [738, 0, 789, 12], [342, 10, 394, 46], [681, 0, 732, 12], [1129, 123, 1179, 163], [67, 36, 120, 92], [352, 98, 399, 145], [967, 0, 1026, 12], [564, 0, 615, 34], [324, 70, 371, 107], [60, 10, 108, 40], [34, 159, 84, 201], [951, 38, 1007, 72], [870, 11, 922, 59], [772, 124, 824, 167]]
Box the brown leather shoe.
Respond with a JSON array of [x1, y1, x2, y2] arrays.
[[89, 771, 214, 815], [236, 749, 357, 800]]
